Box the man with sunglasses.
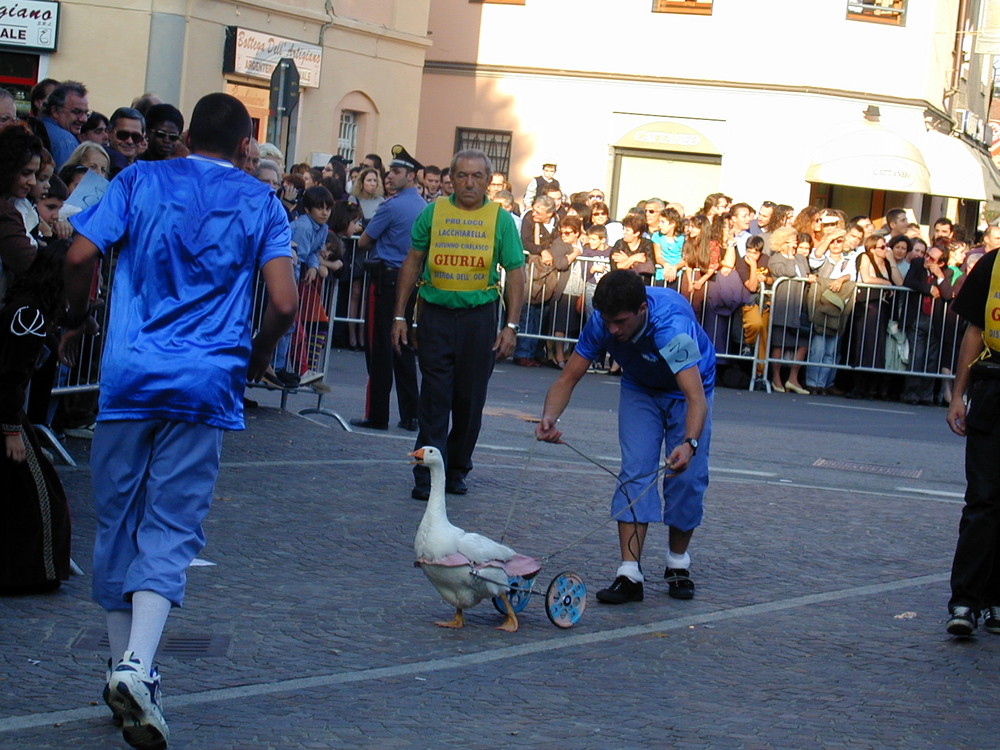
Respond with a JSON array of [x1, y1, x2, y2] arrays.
[[41, 80, 90, 168], [106, 107, 146, 177], [139, 104, 184, 162]]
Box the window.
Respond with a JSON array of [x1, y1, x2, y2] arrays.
[[338, 110, 359, 164], [454, 128, 512, 175], [846, 0, 906, 26], [652, 0, 712, 15]]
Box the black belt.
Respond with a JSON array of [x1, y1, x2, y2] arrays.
[[422, 300, 496, 315]]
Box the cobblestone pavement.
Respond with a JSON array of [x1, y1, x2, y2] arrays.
[[0, 350, 991, 748]]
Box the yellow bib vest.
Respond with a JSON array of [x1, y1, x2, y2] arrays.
[[425, 197, 501, 292], [986, 253, 1000, 356]]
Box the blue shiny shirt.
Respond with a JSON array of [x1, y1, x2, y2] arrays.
[[42, 116, 80, 169], [575, 287, 715, 398], [364, 186, 426, 268], [71, 156, 293, 430], [289, 212, 328, 277]]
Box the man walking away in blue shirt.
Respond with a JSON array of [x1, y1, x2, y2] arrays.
[[61, 92, 297, 750]]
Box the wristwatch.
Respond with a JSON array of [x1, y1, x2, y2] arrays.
[[506, 322, 520, 333], [683, 437, 699, 454]]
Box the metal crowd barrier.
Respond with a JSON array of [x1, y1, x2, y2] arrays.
[[32, 247, 121, 465], [245, 238, 359, 429], [511, 254, 964, 401], [762, 276, 963, 398], [41, 240, 966, 466]]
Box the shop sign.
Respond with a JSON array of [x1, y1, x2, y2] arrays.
[[0, 0, 59, 53], [223, 26, 322, 89], [616, 121, 718, 154]]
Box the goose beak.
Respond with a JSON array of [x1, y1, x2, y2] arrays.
[[409, 448, 425, 464]]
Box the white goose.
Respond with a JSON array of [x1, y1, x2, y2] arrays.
[[412, 446, 539, 632]]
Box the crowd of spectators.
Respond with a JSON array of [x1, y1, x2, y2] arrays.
[[487, 162, 988, 406], [0, 78, 988, 422]]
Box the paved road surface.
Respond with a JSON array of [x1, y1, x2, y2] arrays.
[[0, 349, 987, 748]]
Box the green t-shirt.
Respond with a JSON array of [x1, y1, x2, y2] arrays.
[[410, 195, 525, 308]]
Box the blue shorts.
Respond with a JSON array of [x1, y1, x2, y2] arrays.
[[90, 420, 223, 610], [611, 387, 712, 530]]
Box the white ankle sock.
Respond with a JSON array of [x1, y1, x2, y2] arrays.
[[616, 561, 644, 583], [126, 591, 171, 667], [106, 610, 132, 664], [666, 551, 691, 570]]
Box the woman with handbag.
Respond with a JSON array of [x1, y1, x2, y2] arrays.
[[548, 216, 585, 368], [768, 226, 816, 393], [850, 235, 903, 398], [805, 230, 855, 394]]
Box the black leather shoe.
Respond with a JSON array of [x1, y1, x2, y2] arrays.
[[664, 568, 695, 600], [410, 486, 430, 501], [349, 418, 388, 430], [445, 477, 468, 495], [595, 575, 643, 604], [397, 418, 418, 432], [275, 369, 300, 388]]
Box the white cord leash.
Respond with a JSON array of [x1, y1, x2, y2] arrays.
[[499, 431, 539, 544], [536, 439, 675, 565]]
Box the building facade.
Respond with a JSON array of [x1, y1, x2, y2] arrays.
[[0, 0, 432, 168], [418, 0, 1000, 228]]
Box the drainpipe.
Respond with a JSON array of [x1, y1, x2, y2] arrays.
[[946, 0, 970, 122], [319, 0, 335, 47]]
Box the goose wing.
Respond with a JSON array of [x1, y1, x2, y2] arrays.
[[456, 531, 516, 564]]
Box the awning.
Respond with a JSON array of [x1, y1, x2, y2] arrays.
[[805, 122, 931, 193], [921, 132, 987, 200], [973, 148, 1000, 202]]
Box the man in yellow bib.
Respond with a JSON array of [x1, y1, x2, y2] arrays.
[[945, 247, 1000, 637], [392, 149, 525, 500]]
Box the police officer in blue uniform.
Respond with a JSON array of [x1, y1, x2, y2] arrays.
[[350, 145, 425, 431]]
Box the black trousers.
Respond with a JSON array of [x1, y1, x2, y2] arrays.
[[362, 268, 418, 426], [950, 377, 1000, 611], [412, 301, 497, 489]]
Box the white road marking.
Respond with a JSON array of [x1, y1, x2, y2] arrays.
[[0, 573, 947, 734], [713, 467, 778, 477], [758, 479, 964, 504], [806, 401, 913, 415], [895, 486, 965, 499]]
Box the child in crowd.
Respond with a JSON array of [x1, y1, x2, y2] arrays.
[[273, 186, 334, 387], [581, 224, 612, 319], [796, 232, 813, 257], [651, 206, 685, 283], [35, 175, 68, 242]]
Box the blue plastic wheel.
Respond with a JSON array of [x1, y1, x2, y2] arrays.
[[545, 571, 587, 628], [491, 574, 535, 615]]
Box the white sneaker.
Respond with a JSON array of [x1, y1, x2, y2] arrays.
[[299, 369, 324, 385], [102, 658, 124, 726], [106, 650, 168, 749]]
